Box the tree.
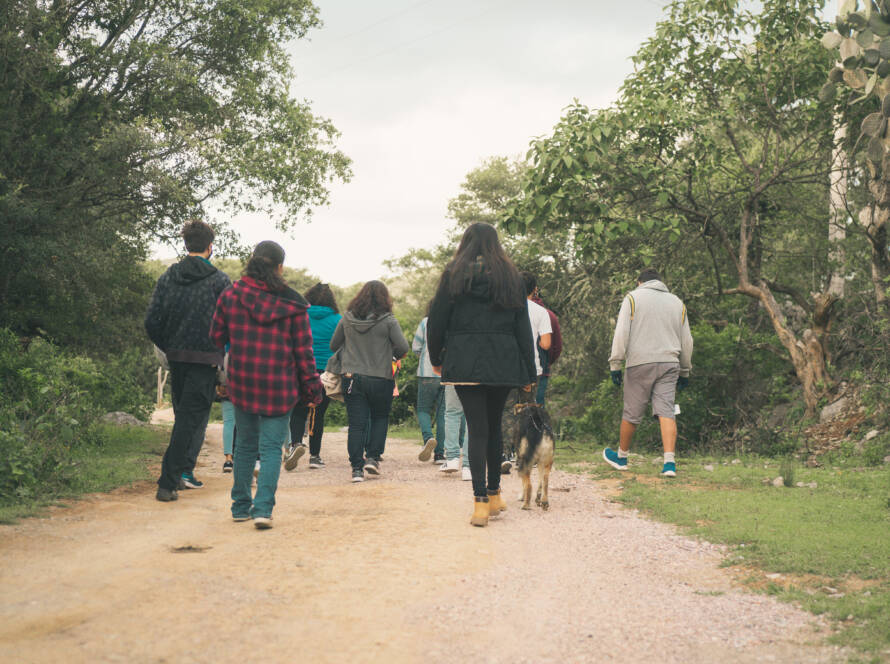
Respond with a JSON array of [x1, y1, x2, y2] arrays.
[[0, 0, 350, 350], [508, 0, 840, 414]]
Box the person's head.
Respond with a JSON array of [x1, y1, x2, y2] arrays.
[[305, 282, 339, 313], [182, 220, 215, 255], [520, 271, 538, 298], [637, 268, 661, 284], [348, 280, 393, 319], [244, 241, 287, 292], [445, 223, 525, 309]]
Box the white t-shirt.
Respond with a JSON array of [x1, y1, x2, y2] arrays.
[[526, 299, 553, 376]]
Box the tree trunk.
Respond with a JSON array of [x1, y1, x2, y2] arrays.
[[828, 117, 847, 298], [861, 179, 890, 308]]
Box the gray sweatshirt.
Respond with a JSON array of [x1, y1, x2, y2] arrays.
[[608, 280, 693, 376], [330, 312, 410, 380]]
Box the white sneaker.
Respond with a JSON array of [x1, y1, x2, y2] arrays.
[[253, 460, 260, 478], [461, 467, 472, 481], [253, 516, 273, 530], [439, 458, 460, 473]]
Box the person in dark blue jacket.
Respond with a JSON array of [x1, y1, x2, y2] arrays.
[[286, 283, 343, 470]]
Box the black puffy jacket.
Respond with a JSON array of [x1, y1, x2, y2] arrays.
[[145, 256, 231, 365], [427, 263, 536, 387]]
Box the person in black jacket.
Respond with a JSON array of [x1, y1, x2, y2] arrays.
[[145, 220, 231, 502], [427, 223, 536, 527]]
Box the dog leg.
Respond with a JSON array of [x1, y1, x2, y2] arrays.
[[539, 460, 552, 511], [520, 470, 532, 510]]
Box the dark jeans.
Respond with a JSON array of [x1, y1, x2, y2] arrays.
[[289, 394, 331, 456], [158, 362, 217, 491], [535, 375, 549, 406], [456, 385, 512, 497], [343, 374, 394, 470], [185, 409, 210, 474]]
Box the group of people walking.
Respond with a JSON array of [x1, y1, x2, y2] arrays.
[[146, 220, 693, 529]]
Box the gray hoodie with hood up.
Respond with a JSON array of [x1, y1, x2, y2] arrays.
[[330, 312, 410, 380]]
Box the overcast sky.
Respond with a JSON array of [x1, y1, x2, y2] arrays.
[[196, 0, 671, 285]]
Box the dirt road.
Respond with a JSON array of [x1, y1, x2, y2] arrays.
[[0, 420, 845, 663]]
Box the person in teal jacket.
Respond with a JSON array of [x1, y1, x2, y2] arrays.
[[286, 283, 342, 470]]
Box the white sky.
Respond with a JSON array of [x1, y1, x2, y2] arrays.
[[160, 0, 670, 285]]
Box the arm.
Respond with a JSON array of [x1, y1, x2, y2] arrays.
[[514, 307, 537, 384], [679, 305, 693, 376], [412, 320, 425, 357], [538, 332, 552, 351], [293, 311, 323, 405], [209, 291, 230, 351], [427, 273, 453, 366], [389, 318, 410, 360], [329, 319, 345, 351], [548, 311, 563, 364], [608, 296, 632, 371], [144, 275, 168, 350]]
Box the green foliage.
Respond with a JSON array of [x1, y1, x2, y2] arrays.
[[0, 328, 153, 502]]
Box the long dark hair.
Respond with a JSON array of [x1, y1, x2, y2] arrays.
[[348, 280, 393, 319], [442, 223, 524, 309], [244, 241, 287, 293], [305, 282, 339, 312]]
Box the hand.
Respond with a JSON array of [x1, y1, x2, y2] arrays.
[[611, 370, 623, 387], [677, 375, 689, 391], [432, 365, 442, 376], [522, 383, 534, 393], [216, 384, 227, 398]]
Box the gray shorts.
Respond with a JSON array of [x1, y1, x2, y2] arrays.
[[622, 362, 679, 424]]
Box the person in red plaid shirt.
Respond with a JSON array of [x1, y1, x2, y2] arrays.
[[210, 241, 323, 529]]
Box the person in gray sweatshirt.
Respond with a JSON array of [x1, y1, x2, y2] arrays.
[[330, 280, 409, 483], [603, 268, 693, 477]]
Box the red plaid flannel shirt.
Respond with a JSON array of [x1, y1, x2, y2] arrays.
[[210, 277, 323, 416]]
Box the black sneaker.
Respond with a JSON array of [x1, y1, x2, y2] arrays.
[[351, 469, 365, 483], [309, 456, 325, 469], [181, 472, 203, 489], [222, 459, 233, 473], [156, 487, 178, 502], [364, 457, 380, 475], [433, 452, 446, 463]]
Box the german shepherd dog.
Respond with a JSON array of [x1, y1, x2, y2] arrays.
[[513, 391, 555, 511]]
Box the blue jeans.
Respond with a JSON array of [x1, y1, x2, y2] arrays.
[[535, 375, 549, 406], [443, 385, 468, 466], [416, 376, 445, 455], [344, 374, 394, 470], [231, 407, 291, 519], [221, 399, 235, 456]]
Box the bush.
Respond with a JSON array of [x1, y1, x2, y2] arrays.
[[0, 328, 154, 502]]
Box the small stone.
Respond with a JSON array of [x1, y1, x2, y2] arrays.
[[846, 614, 854, 621], [884, 455, 890, 465], [820, 397, 848, 423], [703, 464, 715, 472], [731, 459, 741, 465], [807, 482, 818, 489], [865, 429, 880, 441], [100, 411, 144, 427], [766, 573, 783, 580], [772, 476, 785, 488], [796, 482, 805, 488], [863, 591, 871, 597], [822, 586, 838, 594]]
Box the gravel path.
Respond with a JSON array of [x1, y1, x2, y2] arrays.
[[0, 417, 846, 663]]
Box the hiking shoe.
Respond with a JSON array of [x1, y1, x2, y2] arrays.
[[433, 452, 446, 463], [364, 457, 380, 475], [253, 516, 273, 529], [222, 459, 233, 473], [461, 467, 472, 481], [439, 458, 460, 473], [500, 458, 512, 474], [603, 447, 628, 470], [284, 443, 306, 471], [418, 438, 437, 461], [661, 462, 677, 477], [308, 456, 325, 469], [156, 487, 178, 502], [351, 469, 365, 483], [232, 514, 250, 522], [180, 472, 203, 489]]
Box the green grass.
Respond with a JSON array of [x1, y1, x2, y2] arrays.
[[0, 424, 169, 523], [388, 423, 424, 443], [555, 440, 890, 657]]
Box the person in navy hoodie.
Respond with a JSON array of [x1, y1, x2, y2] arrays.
[[285, 283, 342, 471], [210, 241, 323, 529]]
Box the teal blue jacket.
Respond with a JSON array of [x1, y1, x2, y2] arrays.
[[308, 306, 342, 372]]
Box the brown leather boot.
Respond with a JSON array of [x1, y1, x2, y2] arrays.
[[470, 496, 489, 527], [488, 489, 507, 516]]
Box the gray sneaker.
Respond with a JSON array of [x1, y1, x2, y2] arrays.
[[309, 456, 325, 469], [284, 443, 307, 471], [364, 457, 380, 475], [351, 469, 365, 483], [156, 487, 178, 502], [418, 438, 437, 461]]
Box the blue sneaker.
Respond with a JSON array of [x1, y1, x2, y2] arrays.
[[661, 462, 676, 477], [180, 472, 204, 489], [603, 447, 628, 470]]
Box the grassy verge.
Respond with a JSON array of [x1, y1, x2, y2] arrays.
[[0, 424, 169, 524], [556, 442, 890, 659], [388, 423, 424, 443]]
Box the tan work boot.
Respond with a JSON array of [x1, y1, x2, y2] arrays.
[[470, 496, 490, 527], [488, 489, 507, 516]]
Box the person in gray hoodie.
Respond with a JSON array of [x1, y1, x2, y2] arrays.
[[603, 268, 693, 477], [330, 280, 409, 482]]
